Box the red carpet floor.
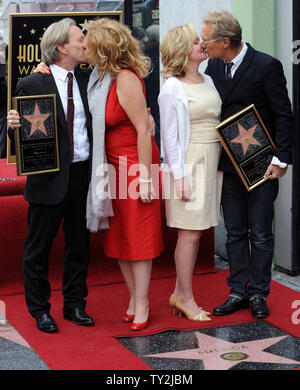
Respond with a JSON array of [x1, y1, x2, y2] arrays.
[[1, 160, 299, 370], [0, 154, 215, 296], [2, 270, 300, 370], [0, 225, 215, 296]]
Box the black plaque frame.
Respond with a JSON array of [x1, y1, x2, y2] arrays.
[[7, 11, 122, 164], [13, 94, 59, 176], [215, 104, 275, 191]]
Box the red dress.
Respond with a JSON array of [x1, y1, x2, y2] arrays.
[[103, 72, 163, 260]]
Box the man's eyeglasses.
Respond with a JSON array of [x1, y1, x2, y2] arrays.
[[201, 37, 222, 45]]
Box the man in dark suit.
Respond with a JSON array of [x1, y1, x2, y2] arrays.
[[200, 11, 294, 318], [7, 18, 94, 332]]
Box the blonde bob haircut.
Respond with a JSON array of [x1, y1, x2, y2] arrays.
[[85, 18, 151, 78], [160, 23, 197, 77]]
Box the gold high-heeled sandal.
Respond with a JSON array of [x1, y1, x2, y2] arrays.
[[169, 294, 178, 315], [176, 299, 211, 321], [169, 295, 211, 321], [169, 294, 177, 308], [169, 294, 211, 315]]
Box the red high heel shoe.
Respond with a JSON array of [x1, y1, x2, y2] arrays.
[[122, 313, 135, 323], [130, 310, 150, 331]]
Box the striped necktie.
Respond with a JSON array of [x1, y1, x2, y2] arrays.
[[225, 61, 234, 82], [67, 72, 74, 162]]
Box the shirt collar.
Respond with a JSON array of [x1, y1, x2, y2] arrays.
[[230, 42, 248, 67], [50, 64, 74, 82]]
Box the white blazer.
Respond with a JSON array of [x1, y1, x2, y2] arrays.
[[158, 75, 215, 180]]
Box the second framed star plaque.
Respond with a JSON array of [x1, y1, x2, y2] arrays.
[[12, 94, 59, 176], [215, 104, 275, 191]]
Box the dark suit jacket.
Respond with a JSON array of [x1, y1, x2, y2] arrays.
[[0, 64, 7, 158], [14, 67, 92, 205], [205, 43, 294, 173]]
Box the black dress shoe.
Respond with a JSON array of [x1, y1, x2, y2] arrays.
[[213, 296, 250, 316], [63, 307, 94, 326], [35, 312, 58, 333], [250, 296, 269, 318]]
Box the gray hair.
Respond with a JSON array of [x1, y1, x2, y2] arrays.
[[203, 10, 242, 49], [40, 18, 77, 64], [146, 24, 159, 43]]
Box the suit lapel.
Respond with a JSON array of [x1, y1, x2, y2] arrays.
[[210, 60, 228, 102], [222, 43, 255, 104], [75, 68, 92, 139], [44, 73, 67, 131], [75, 69, 88, 110]]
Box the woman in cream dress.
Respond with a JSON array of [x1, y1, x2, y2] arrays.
[[159, 23, 223, 321]]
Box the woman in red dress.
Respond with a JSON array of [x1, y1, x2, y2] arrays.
[[85, 18, 163, 330]]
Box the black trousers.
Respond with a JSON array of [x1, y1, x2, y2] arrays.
[[221, 172, 278, 299], [23, 161, 90, 317]]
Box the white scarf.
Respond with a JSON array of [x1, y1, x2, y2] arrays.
[[86, 65, 114, 232]]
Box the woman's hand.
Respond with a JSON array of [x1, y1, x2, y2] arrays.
[[175, 177, 192, 202], [139, 181, 156, 203], [147, 108, 155, 137], [163, 72, 173, 81], [34, 62, 50, 74], [7, 110, 21, 129]]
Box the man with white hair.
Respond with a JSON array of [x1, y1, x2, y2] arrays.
[[200, 11, 294, 319], [7, 18, 94, 332]]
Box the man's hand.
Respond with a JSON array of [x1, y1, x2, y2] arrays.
[[7, 110, 21, 129], [264, 164, 288, 180]]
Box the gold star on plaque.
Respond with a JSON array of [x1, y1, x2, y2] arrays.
[[19, 35, 22, 39], [79, 19, 89, 32], [30, 29, 36, 35], [23, 24, 27, 27]]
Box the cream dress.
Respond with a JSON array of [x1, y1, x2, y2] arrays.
[[165, 79, 223, 230]]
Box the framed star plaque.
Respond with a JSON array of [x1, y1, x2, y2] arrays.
[[215, 104, 275, 191], [12, 94, 59, 176]]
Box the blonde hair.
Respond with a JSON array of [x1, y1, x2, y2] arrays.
[[85, 18, 150, 78], [160, 23, 197, 77], [40, 18, 76, 64], [203, 10, 242, 49]]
